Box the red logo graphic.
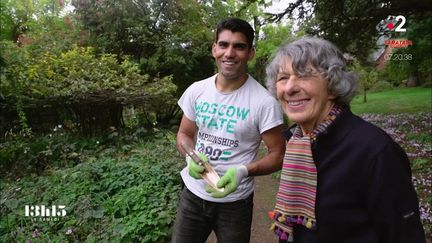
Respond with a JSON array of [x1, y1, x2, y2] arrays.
[[386, 22, 394, 30], [384, 39, 413, 48]]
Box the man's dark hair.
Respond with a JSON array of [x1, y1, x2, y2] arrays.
[[215, 18, 254, 48]]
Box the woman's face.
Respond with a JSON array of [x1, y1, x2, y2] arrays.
[[276, 58, 336, 134]]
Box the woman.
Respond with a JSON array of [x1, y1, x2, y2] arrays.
[[266, 37, 425, 243]]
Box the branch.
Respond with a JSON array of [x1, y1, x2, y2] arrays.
[[265, 0, 315, 23]]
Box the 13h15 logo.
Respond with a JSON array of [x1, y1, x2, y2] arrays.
[[25, 205, 66, 221]]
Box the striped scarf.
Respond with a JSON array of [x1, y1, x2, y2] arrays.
[[269, 105, 342, 242]]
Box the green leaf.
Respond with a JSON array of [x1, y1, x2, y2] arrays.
[[5, 198, 19, 209], [92, 209, 104, 219]]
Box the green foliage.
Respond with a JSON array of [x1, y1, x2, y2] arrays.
[[370, 80, 394, 92], [411, 158, 430, 174], [249, 22, 293, 83], [421, 80, 432, 88], [67, 0, 216, 127], [385, 16, 432, 84], [380, 56, 411, 86], [72, 0, 214, 94], [0, 0, 69, 42], [406, 133, 432, 146], [0, 125, 101, 177], [0, 0, 14, 41], [0, 131, 183, 242], [265, 0, 431, 64], [0, 41, 176, 133], [376, 67, 404, 87], [1, 43, 167, 103], [351, 61, 378, 102]]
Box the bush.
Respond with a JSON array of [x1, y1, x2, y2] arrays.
[[0, 131, 183, 242], [0, 41, 177, 134], [370, 81, 394, 92], [0, 126, 101, 177], [420, 80, 432, 88]]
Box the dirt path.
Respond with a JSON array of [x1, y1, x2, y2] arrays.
[[207, 174, 280, 243]]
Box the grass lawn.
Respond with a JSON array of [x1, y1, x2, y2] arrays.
[[351, 87, 432, 114]]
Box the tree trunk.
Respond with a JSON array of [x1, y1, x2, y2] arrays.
[[407, 72, 419, 87], [363, 88, 367, 103]]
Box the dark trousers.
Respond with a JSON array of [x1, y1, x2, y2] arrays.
[[171, 187, 254, 243]]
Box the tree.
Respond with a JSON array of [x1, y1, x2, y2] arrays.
[[71, 0, 216, 124], [0, 0, 15, 41], [385, 16, 432, 85], [352, 61, 378, 102], [264, 0, 432, 64], [72, 0, 214, 90], [249, 22, 294, 83], [0, 0, 69, 42]]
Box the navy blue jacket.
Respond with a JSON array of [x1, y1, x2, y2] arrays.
[[284, 109, 426, 243]]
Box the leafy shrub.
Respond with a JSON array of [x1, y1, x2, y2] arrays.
[[378, 61, 408, 87], [0, 126, 100, 177], [1, 42, 171, 103], [370, 80, 394, 92], [0, 131, 183, 242], [421, 80, 432, 88], [0, 41, 177, 134]]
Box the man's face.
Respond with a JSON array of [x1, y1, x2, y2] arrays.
[[212, 30, 255, 82]]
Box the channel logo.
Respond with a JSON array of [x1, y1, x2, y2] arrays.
[[377, 15, 407, 33], [24, 205, 66, 221]]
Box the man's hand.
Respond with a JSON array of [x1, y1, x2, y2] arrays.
[[206, 165, 248, 198], [186, 152, 208, 179]]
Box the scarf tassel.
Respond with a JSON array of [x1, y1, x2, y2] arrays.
[[270, 223, 294, 242], [268, 211, 316, 229], [280, 232, 288, 240]]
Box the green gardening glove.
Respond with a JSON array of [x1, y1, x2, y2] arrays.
[[186, 152, 208, 179], [206, 165, 248, 198]]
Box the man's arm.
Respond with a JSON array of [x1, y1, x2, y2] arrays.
[[176, 115, 197, 157], [246, 124, 285, 176]]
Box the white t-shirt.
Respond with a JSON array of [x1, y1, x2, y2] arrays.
[[178, 74, 283, 202]]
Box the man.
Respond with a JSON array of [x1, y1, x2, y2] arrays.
[[172, 18, 285, 243]]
